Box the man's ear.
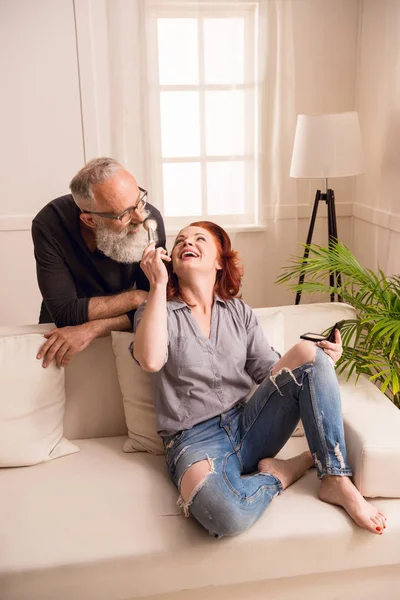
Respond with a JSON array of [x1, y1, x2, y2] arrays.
[[79, 213, 97, 230]]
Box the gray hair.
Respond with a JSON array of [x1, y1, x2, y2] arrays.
[[69, 157, 123, 210]]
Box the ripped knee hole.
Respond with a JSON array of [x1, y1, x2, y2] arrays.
[[178, 457, 215, 517]]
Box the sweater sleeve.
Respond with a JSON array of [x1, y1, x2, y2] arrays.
[[154, 206, 167, 249], [125, 264, 150, 329], [31, 221, 89, 327]]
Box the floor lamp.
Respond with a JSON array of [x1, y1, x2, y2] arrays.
[[290, 112, 365, 304]]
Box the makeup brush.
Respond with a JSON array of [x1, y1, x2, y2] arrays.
[[143, 218, 158, 244]]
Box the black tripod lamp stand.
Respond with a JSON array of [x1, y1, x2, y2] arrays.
[[290, 112, 365, 305]]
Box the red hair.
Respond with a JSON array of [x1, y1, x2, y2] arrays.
[[166, 221, 243, 302]]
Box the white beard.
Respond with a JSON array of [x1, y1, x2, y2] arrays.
[[95, 216, 158, 264]]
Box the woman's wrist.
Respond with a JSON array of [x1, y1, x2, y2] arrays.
[[149, 282, 167, 296]]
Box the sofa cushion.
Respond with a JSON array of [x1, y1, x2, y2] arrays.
[[281, 302, 356, 352], [339, 372, 400, 498], [0, 334, 79, 467], [0, 303, 356, 444], [112, 331, 164, 455], [0, 324, 127, 441], [252, 309, 285, 356], [111, 311, 286, 455], [1, 436, 399, 600]]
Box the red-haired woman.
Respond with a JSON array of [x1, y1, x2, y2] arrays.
[[133, 222, 386, 538]]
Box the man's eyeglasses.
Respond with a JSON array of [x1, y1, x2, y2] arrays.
[[81, 187, 148, 225]]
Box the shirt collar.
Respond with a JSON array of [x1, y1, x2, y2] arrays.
[[169, 294, 227, 311]]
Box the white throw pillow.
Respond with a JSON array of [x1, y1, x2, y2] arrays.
[[0, 335, 79, 467], [253, 310, 285, 356], [111, 331, 164, 455]]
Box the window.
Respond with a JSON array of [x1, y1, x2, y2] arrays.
[[146, 2, 259, 231]]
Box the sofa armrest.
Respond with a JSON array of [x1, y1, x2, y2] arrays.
[[339, 373, 400, 498]]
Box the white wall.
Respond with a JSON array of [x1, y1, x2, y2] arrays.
[[0, 0, 84, 325], [0, 0, 359, 325], [352, 0, 400, 276]]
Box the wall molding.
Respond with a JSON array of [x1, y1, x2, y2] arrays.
[[0, 215, 36, 232], [263, 202, 353, 220], [0, 203, 352, 232], [352, 203, 400, 234], [2, 204, 399, 233]]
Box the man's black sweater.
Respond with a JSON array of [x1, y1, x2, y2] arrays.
[[31, 195, 166, 327]]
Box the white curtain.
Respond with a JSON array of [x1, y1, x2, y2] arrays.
[[258, 0, 298, 222], [106, 0, 151, 185], [354, 0, 400, 277]]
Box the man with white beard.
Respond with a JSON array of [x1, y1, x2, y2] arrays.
[[32, 157, 166, 368]]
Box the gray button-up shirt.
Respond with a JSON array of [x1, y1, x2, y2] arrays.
[[133, 296, 280, 436]]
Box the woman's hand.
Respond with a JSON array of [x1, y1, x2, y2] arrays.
[[316, 328, 343, 365], [140, 242, 171, 288]]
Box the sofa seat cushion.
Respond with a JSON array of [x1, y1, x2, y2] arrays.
[[1, 437, 400, 600]]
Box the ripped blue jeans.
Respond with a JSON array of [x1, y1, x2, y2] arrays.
[[163, 348, 352, 538]]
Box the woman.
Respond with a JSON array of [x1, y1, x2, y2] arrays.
[[133, 221, 387, 538]]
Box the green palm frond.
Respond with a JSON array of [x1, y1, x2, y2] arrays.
[[277, 240, 400, 407]]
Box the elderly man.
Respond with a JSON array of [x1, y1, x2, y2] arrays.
[[32, 157, 166, 368]]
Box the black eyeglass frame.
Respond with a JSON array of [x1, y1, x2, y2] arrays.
[[81, 187, 148, 222]]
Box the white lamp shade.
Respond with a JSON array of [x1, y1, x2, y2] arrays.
[[290, 111, 365, 178]]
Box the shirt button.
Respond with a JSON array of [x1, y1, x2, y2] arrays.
[[215, 372, 220, 377]]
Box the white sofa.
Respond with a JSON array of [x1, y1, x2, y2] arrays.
[[1, 302, 400, 600]]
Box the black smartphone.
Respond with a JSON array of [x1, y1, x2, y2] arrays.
[[300, 320, 345, 343]]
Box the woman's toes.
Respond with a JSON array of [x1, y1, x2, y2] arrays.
[[378, 512, 387, 527], [377, 513, 386, 529], [372, 513, 387, 533], [371, 514, 380, 524], [371, 516, 382, 532]]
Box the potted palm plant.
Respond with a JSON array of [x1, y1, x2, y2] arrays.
[[277, 241, 400, 408]]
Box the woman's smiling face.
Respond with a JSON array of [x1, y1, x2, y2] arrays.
[[171, 226, 222, 277]]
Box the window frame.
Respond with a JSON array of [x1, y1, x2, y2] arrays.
[[145, 0, 259, 231]]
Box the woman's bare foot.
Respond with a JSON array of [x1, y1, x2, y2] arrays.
[[258, 451, 314, 490], [320, 475, 387, 534]]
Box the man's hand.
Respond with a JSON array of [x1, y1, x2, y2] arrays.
[[37, 322, 98, 368], [316, 329, 343, 365]]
